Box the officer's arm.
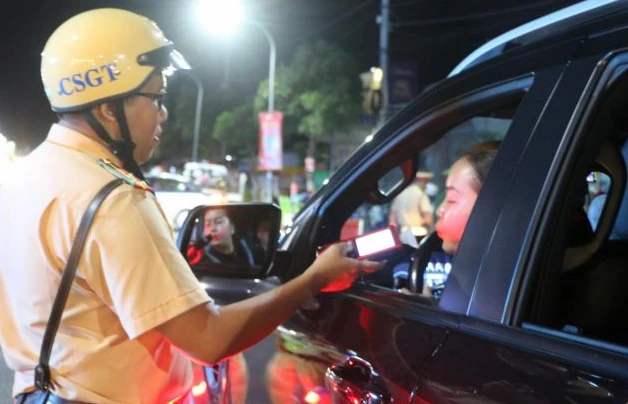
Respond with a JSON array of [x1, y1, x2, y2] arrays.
[[157, 270, 319, 365], [156, 242, 382, 365]]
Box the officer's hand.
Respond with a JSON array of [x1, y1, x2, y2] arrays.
[[305, 242, 385, 293]]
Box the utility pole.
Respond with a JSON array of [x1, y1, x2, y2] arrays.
[[222, 45, 231, 90], [378, 0, 390, 127], [182, 71, 204, 163], [251, 22, 277, 203]]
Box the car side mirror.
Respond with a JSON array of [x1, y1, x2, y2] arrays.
[[176, 203, 282, 278], [377, 166, 405, 197], [366, 159, 417, 203]]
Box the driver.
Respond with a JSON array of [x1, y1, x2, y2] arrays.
[[0, 8, 383, 404], [394, 140, 501, 297], [425, 140, 501, 296], [436, 141, 501, 254], [202, 208, 256, 266]]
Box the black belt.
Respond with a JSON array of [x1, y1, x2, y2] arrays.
[[14, 391, 85, 404]]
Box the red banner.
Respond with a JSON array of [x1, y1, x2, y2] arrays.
[[258, 112, 283, 171]]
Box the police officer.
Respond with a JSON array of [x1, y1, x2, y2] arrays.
[[0, 8, 382, 404]]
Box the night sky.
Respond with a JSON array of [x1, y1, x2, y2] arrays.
[[0, 0, 581, 154]]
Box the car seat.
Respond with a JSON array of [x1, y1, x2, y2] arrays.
[[560, 140, 628, 344], [562, 142, 625, 271]]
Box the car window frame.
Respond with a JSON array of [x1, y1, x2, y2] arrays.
[[512, 52, 628, 357], [373, 50, 628, 380], [457, 54, 605, 321], [305, 73, 540, 315]]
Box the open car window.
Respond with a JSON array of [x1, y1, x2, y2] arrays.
[[341, 95, 525, 300]]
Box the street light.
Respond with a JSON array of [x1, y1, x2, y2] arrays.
[[180, 71, 204, 162], [249, 22, 277, 203], [250, 22, 276, 113], [198, 0, 244, 36], [196, 0, 275, 112], [197, 0, 277, 201]]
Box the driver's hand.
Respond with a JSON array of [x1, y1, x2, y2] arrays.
[[305, 242, 385, 293]]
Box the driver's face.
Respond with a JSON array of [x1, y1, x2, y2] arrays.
[[435, 159, 479, 255], [204, 209, 235, 250]]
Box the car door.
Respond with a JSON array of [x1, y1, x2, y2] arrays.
[[413, 33, 628, 404], [268, 58, 568, 403]]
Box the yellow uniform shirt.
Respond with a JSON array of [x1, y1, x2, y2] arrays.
[[0, 124, 213, 403]]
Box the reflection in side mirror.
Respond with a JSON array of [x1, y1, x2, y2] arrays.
[[176, 203, 282, 278], [377, 166, 405, 197]]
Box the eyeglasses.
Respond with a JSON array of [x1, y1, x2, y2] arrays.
[[135, 92, 166, 109]]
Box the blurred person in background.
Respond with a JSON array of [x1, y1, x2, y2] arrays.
[[389, 171, 434, 241]]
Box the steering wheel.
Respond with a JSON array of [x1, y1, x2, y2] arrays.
[[408, 231, 444, 294]]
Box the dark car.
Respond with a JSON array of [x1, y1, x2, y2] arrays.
[[178, 1, 628, 402]]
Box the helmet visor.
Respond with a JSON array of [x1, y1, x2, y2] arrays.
[[137, 44, 191, 71]]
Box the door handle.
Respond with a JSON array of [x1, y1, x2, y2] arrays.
[[325, 355, 393, 404]]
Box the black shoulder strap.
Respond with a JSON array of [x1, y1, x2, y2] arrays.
[[35, 178, 124, 391]]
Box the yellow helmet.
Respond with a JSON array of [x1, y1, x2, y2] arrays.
[[41, 8, 190, 112]]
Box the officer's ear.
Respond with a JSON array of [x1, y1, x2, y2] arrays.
[[92, 102, 118, 124]]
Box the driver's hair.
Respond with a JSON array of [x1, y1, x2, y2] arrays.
[[459, 140, 501, 193]]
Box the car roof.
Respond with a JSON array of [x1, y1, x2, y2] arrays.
[[448, 0, 621, 78]]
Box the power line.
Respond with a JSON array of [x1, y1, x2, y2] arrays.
[[336, 10, 380, 43], [291, 0, 378, 43], [394, 0, 574, 27], [390, 14, 532, 48]]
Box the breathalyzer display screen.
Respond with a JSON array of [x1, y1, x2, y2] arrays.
[[354, 228, 395, 257]]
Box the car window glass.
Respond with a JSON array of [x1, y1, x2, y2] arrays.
[[150, 178, 169, 191], [147, 176, 202, 193], [521, 69, 628, 351], [524, 142, 628, 348], [585, 171, 612, 233], [342, 97, 525, 299], [183, 181, 202, 193], [162, 179, 178, 192], [378, 167, 405, 196]]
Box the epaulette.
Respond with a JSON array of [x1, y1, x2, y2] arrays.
[[97, 159, 153, 192]]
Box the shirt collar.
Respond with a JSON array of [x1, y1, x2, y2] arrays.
[[45, 123, 123, 166]]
